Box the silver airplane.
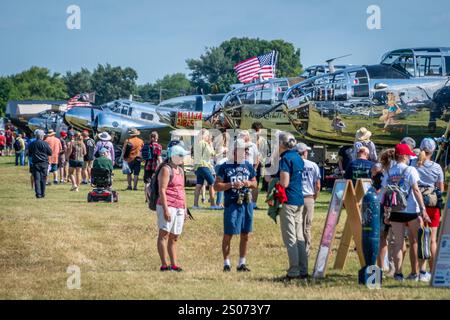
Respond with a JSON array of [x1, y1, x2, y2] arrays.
[[64, 94, 224, 144], [211, 48, 450, 150], [27, 110, 68, 135], [64, 100, 170, 144]]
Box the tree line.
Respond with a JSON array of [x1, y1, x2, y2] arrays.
[[0, 37, 303, 116]]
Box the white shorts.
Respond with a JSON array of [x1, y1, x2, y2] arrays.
[[156, 205, 185, 235]]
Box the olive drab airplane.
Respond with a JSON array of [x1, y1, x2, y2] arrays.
[[208, 47, 450, 149], [283, 47, 450, 146]]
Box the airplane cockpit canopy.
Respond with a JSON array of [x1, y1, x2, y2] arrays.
[[219, 77, 303, 110], [381, 47, 450, 78], [300, 65, 355, 78], [283, 67, 372, 110]]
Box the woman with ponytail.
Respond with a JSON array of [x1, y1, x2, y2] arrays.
[[414, 138, 444, 281]]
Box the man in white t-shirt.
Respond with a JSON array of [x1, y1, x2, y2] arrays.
[[296, 142, 321, 255]]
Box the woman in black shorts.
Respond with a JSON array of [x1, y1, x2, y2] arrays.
[[66, 132, 86, 192], [381, 144, 431, 282]]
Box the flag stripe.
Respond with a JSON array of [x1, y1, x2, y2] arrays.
[[234, 51, 276, 84]]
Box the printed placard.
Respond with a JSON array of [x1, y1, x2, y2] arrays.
[[313, 180, 349, 278], [431, 191, 450, 287]]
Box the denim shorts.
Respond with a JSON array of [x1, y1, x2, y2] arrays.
[[195, 167, 215, 185], [69, 160, 84, 168], [49, 163, 58, 173], [224, 202, 254, 235]]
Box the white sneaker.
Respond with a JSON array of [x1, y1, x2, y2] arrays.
[[191, 206, 201, 210], [209, 205, 222, 210], [419, 272, 431, 282]]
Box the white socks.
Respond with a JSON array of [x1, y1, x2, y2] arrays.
[[224, 257, 246, 266]]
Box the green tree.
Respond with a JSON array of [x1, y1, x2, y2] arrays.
[[0, 67, 68, 115], [137, 73, 194, 104], [64, 68, 92, 98], [91, 64, 138, 105], [186, 37, 303, 93]]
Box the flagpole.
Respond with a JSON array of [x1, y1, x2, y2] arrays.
[[274, 50, 279, 78]]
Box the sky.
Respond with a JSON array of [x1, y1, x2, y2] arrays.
[[1, 0, 450, 84]]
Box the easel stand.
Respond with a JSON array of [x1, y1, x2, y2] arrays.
[[313, 179, 372, 278]]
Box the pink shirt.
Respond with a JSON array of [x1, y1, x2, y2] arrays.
[[157, 166, 185, 209]]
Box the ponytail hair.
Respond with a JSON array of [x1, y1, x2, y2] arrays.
[[417, 150, 430, 167], [279, 132, 297, 150]]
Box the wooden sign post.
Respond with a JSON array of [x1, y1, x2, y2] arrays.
[[334, 179, 372, 270], [431, 182, 450, 287], [313, 179, 367, 278]]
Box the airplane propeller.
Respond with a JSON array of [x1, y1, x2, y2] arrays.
[[326, 54, 352, 73]]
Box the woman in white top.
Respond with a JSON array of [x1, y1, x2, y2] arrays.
[[381, 143, 430, 282], [415, 138, 444, 281]]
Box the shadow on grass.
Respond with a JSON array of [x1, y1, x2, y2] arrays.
[[254, 273, 357, 287]]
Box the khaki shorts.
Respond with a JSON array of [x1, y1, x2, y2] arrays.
[[156, 205, 185, 235]]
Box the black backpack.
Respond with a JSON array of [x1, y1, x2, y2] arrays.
[[13, 139, 21, 152], [123, 141, 133, 159], [85, 138, 96, 160], [147, 162, 184, 211], [142, 143, 153, 161]]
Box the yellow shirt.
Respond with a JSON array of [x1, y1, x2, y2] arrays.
[[194, 140, 215, 170]]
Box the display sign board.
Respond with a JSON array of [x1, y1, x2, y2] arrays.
[[176, 111, 202, 128], [431, 186, 450, 287], [313, 180, 349, 278]]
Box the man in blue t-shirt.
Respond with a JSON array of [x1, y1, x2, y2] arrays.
[[344, 146, 374, 185], [215, 140, 257, 273]]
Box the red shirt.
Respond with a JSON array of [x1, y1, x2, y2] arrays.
[[0, 135, 5, 147]]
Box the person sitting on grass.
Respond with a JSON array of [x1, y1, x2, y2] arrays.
[[214, 139, 257, 272], [93, 148, 113, 172], [156, 144, 189, 272]]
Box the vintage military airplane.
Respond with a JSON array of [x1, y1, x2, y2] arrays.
[[64, 99, 170, 144], [27, 110, 68, 135], [283, 47, 450, 146], [209, 48, 450, 150], [64, 94, 224, 145]]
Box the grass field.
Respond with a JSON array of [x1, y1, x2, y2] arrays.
[[0, 156, 449, 300]]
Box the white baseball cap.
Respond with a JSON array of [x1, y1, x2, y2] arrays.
[[169, 145, 189, 157], [296, 143, 311, 153]]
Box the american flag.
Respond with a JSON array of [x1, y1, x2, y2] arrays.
[[66, 92, 95, 110], [234, 51, 278, 84]]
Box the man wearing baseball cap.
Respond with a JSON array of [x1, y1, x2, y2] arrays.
[[381, 143, 431, 282], [296, 143, 321, 256], [156, 143, 189, 272], [214, 139, 257, 272]]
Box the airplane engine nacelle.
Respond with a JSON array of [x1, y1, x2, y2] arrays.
[[94, 112, 130, 144]]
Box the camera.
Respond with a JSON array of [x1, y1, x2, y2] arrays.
[[237, 189, 252, 205]]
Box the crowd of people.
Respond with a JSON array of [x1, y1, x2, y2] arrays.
[[3, 118, 445, 282]]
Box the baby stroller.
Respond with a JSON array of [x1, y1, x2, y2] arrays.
[[87, 167, 119, 203]]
